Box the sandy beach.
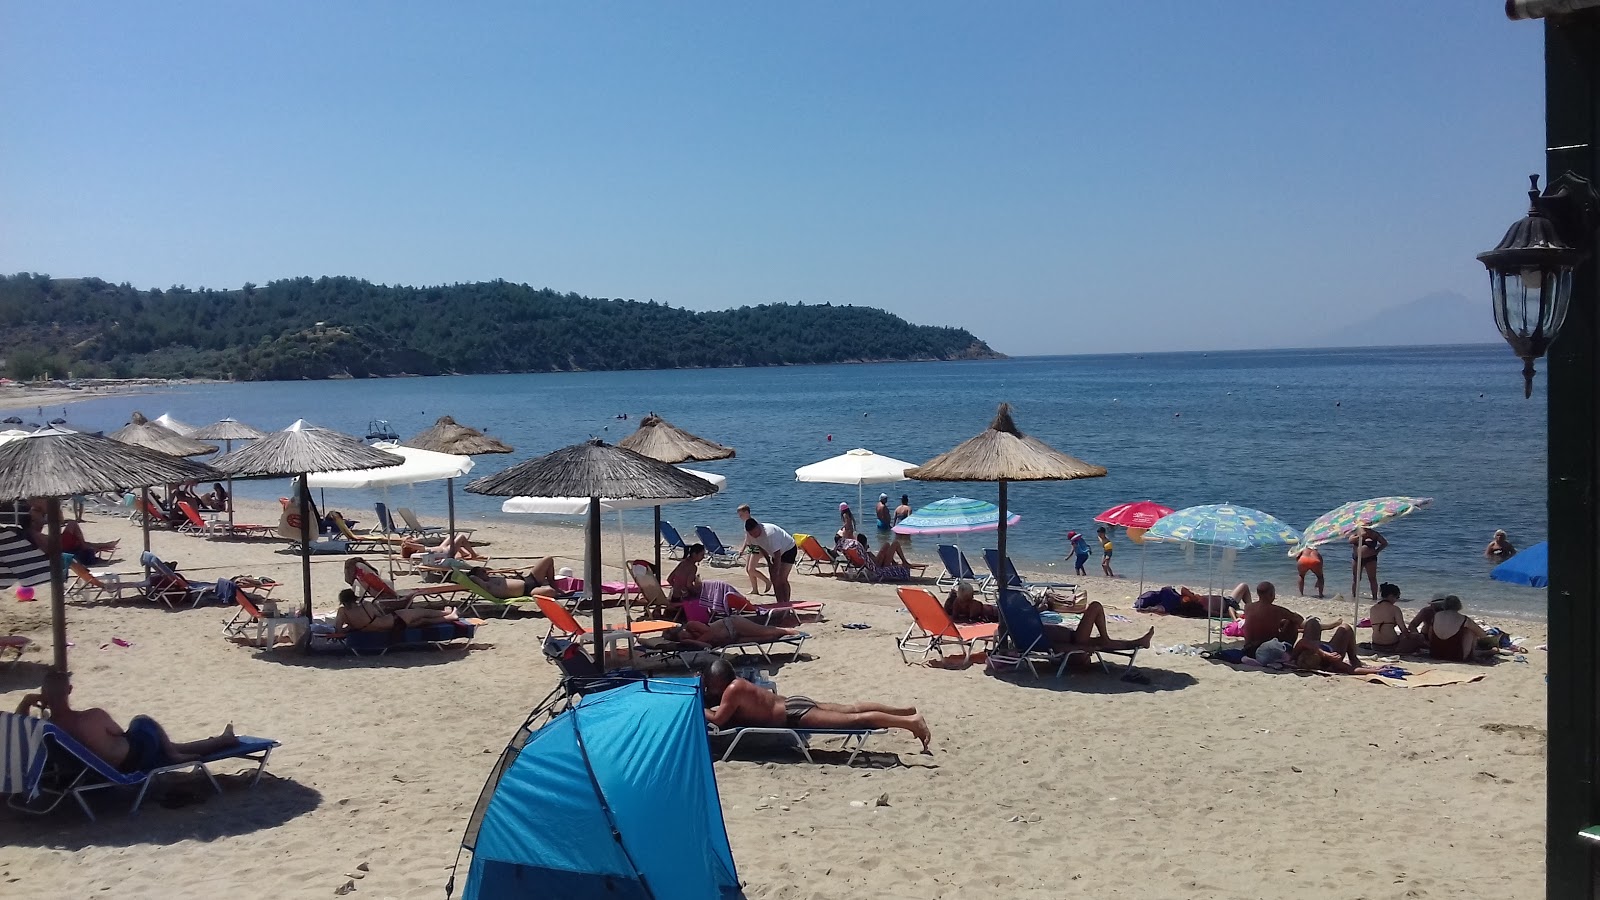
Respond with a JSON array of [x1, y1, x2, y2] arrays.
[[0, 499, 1547, 899]]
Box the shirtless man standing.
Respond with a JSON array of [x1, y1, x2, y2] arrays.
[[15, 671, 241, 773], [701, 659, 931, 751], [1241, 581, 1303, 654]]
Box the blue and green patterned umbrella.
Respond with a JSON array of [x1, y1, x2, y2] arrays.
[[1145, 503, 1303, 550], [1291, 496, 1433, 554], [892, 497, 1021, 536]]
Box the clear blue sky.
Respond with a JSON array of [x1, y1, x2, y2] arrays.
[[0, 2, 1543, 355]]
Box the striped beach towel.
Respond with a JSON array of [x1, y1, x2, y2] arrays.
[[0, 712, 49, 800], [0, 527, 51, 590]]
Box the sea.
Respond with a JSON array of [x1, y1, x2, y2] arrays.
[[12, 344, 1550, 619]]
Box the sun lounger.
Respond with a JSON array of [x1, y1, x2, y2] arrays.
[[398, 508, 461, 539], [658, 520, 690, 560], [330, 512, 408, 554], [895, 586, 998, 664], [447, 569, 539, 618], [990, 589, 1137, 677], [347, 557, 465, 607], [692, 526, 742, 567], [982, 549, 1084, 601], [717, 589, 825, 626], [707, 723, 882, 765], [533, 596, 676, 655], [335, 621, 478, 655], [140, 551, 219, 609], [795, 534, 839, 575], [0, 711, 279, 821], [837, 541, 923, 583], [176, 500, 227, 538], [934, 545, 983, 590], [221, 588, 306, 647], [374, 502, 404, 535]]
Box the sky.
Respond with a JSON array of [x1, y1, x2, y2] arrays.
[[0, 2, 1545, 356]]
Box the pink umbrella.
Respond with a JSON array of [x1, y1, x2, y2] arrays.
[[1095, 500, 1175, 594], [1095, 500, 1176, 530]]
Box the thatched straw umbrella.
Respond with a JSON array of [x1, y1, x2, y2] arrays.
[[0, 429, 220, 671], [466, 439, 718, 664], [212, 421, 403, 626], [153, 413, 197, 436], [907, 404, 1106, 588], [403, 415, 513, 541], [111, 412, 219, 554], [617, 415, 736, 570], [190, 419, 269, 530]]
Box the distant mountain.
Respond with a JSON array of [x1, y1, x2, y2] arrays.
[[1313, 290, 1500, 348], [0, 274, 1002, 381]]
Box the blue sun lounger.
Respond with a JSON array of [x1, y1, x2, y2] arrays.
[[1, 711, 279, 821], [935, 545, 982, 590], [989, 590, 1137, 677], [982, 549, 1085, 601], [658, 520, 690, 560], [693, 526, 743, 567]]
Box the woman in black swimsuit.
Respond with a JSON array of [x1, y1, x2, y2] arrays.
[[1350, 526, 1388, 603]]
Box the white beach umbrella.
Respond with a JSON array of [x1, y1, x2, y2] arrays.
[[307, 442, 473, 490], [795, 448, 916, 517]]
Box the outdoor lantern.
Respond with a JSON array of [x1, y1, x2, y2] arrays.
[[1477, 173, 1599, 397]]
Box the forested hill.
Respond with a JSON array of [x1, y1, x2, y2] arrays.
[[0, 274, 1001, 381]]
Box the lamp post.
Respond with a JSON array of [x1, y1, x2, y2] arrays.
[[1486, 4, 1600, 897]]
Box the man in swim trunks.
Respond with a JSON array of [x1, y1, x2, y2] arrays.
[[1292, 617, 1386, 675], [1241, 581, 1303, 655], [700, 659, 931, 751], [15, 671, 241, 773], [743, 517, 798, 607], [1296, 547, 1324, 598]]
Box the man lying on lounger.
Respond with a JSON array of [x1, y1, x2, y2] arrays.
[[700, 658, 931, 752], [1039, 601, 1154, 654], [662, 617, 804, 648], [15, 671, 242, 773]]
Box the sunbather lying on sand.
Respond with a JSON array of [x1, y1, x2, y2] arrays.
[[335, 589, 463, 632], [701, 658, 931, 751], [663, 617, 803, 648], [1041, 601, 1154, 653], [16, 671, 241, 773], [1292, 617, 1386, 675]]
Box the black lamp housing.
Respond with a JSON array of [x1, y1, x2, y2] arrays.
[[1478, 172, 1600, 397]]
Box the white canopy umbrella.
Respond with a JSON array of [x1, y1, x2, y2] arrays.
[[153, 413, 197, 435], [307, 443, 475, 577], [795, 448, 916, 518], [0, 430, 33, 446], [307, 443, 473, 490], [500, 469, 727, 605]]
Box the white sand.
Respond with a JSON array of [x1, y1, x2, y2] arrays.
[[0, 500, 1547, 898]]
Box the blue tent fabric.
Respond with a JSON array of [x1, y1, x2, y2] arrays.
[[461, 679, 743, 900], [1491, 541, 1548, 589]]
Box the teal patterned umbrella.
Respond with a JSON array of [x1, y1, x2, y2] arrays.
[[1146, 503, 1303, 550], [1290, 496, 1434, 555], [892, 497, 1020, 535]]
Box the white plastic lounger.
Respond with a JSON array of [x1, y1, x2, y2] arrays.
[[708, 724, 883, 765]]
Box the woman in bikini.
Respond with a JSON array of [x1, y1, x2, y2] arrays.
[[464, 558, 559, 599], [1349, 526, 1387, 602], [663, 616, 803, 648], [335, 589, 462, 633]]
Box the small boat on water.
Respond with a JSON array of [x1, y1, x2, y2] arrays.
[[365, 418, 399, 442]]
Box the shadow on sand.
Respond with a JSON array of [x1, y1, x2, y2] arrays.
[[991, 664, 1199, 694], [0, 772, 322, 849]]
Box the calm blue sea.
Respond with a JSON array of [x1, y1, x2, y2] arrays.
[[14, 345, 1549, 618]]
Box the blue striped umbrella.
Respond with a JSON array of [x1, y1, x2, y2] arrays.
[[893, 497, 1021, 536], [1146, 503, 1303, 550]]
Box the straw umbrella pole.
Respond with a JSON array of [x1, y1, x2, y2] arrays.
[[110, 412, 218, 554], [617, 415, 736, 571], [466, 439, 717, 664], [190, 419, 268, 530], [212, 421, 402, 626], [403, 415, 513, 541], [0, 429, 220, 671], [907, 404, 1107, 593]]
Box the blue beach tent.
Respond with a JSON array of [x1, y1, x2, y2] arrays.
[[1490, 540, 1548, 589], [452, 679, 744, 900]]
